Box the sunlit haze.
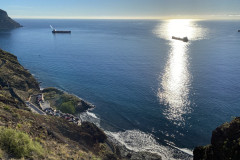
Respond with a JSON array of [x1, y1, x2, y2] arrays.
[[1, 0, 240, 19]]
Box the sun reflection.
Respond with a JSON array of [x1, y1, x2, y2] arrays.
[[158, 40, 191, 124], [155, 19, 206, 125]]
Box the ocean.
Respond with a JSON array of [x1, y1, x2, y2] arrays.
[[0, 19, 240, 159]]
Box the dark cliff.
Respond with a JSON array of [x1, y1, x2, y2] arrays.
[[0, 9, 21, 29], [194, 117, 240, 160]]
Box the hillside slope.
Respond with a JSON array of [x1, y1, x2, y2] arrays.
[[0, 49, 118, 159], [0, 49, 39, 109]]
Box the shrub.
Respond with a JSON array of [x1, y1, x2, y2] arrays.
[[3, 105, 11, 112], [59, 101, 76, 114], [0, 127, 44, 158]]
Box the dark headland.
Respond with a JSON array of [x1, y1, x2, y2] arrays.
[[0, 9, 21, 29]]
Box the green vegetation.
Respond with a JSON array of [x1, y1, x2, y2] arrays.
[[0, 127, 44, 158], [0, 101, 109, 160], [60, 101, 76, 114], [43, 87, 93, 114]]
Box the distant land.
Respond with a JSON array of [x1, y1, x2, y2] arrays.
[[0, 9, 21, 29]]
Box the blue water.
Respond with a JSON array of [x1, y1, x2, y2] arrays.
[[1, 19, 240, 158]]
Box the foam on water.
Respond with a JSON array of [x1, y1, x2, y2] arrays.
[[79, 111, 193, 160], [79, 111, 101, 127]]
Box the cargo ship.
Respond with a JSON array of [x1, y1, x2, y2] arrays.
[[172, 36, 188, 42], [50, 25, 71, 34]]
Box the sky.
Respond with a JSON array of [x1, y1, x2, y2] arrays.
[[1, 0, 240, 19]]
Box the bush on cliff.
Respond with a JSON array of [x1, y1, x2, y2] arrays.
[[0, 127, 44, 158]]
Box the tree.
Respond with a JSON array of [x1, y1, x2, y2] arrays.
[[60, 101, 75, 114]]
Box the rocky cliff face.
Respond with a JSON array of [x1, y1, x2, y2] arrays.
[[0, 9, 21, 29], [194, 117, 240, 160]]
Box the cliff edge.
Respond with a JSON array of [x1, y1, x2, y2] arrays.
[[0, 9, 21, 29], [194, 117, 240, 160]]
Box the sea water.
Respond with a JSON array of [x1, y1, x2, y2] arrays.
[[0, 19, 240, 159]]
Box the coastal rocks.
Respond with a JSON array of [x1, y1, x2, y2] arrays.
[[118, 146, 162, 160], [106, 133, 162, 160], [194, 117, 240, 160], [79, 122, 107, 146], [0, 9, 21, 29]]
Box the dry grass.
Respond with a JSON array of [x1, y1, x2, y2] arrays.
[[0, 104, 106, 160]]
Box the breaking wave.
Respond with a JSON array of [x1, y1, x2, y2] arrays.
[[79, 111, 193, 160]]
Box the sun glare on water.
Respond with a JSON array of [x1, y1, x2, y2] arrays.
[[155, 19, 206, 125]]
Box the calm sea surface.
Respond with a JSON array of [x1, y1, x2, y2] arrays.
[[0, 19, 240, 159]]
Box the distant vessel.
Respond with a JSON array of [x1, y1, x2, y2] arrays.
[[172, 36, 188, 42], [50, 25, 71, 34], [238, 30, 240, 32]]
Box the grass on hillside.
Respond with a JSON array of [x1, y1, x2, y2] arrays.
[[0, 127, 44, 158]]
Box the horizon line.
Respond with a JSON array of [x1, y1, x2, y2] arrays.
[[11, 15, 240, 20]]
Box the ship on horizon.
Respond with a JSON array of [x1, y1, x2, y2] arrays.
[[172, 36, 189, 42], [50, 25, 71, 34]]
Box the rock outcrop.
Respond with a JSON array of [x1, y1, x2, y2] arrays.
[[0, 9, 21, 29], [194, 117, 240, 160]]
